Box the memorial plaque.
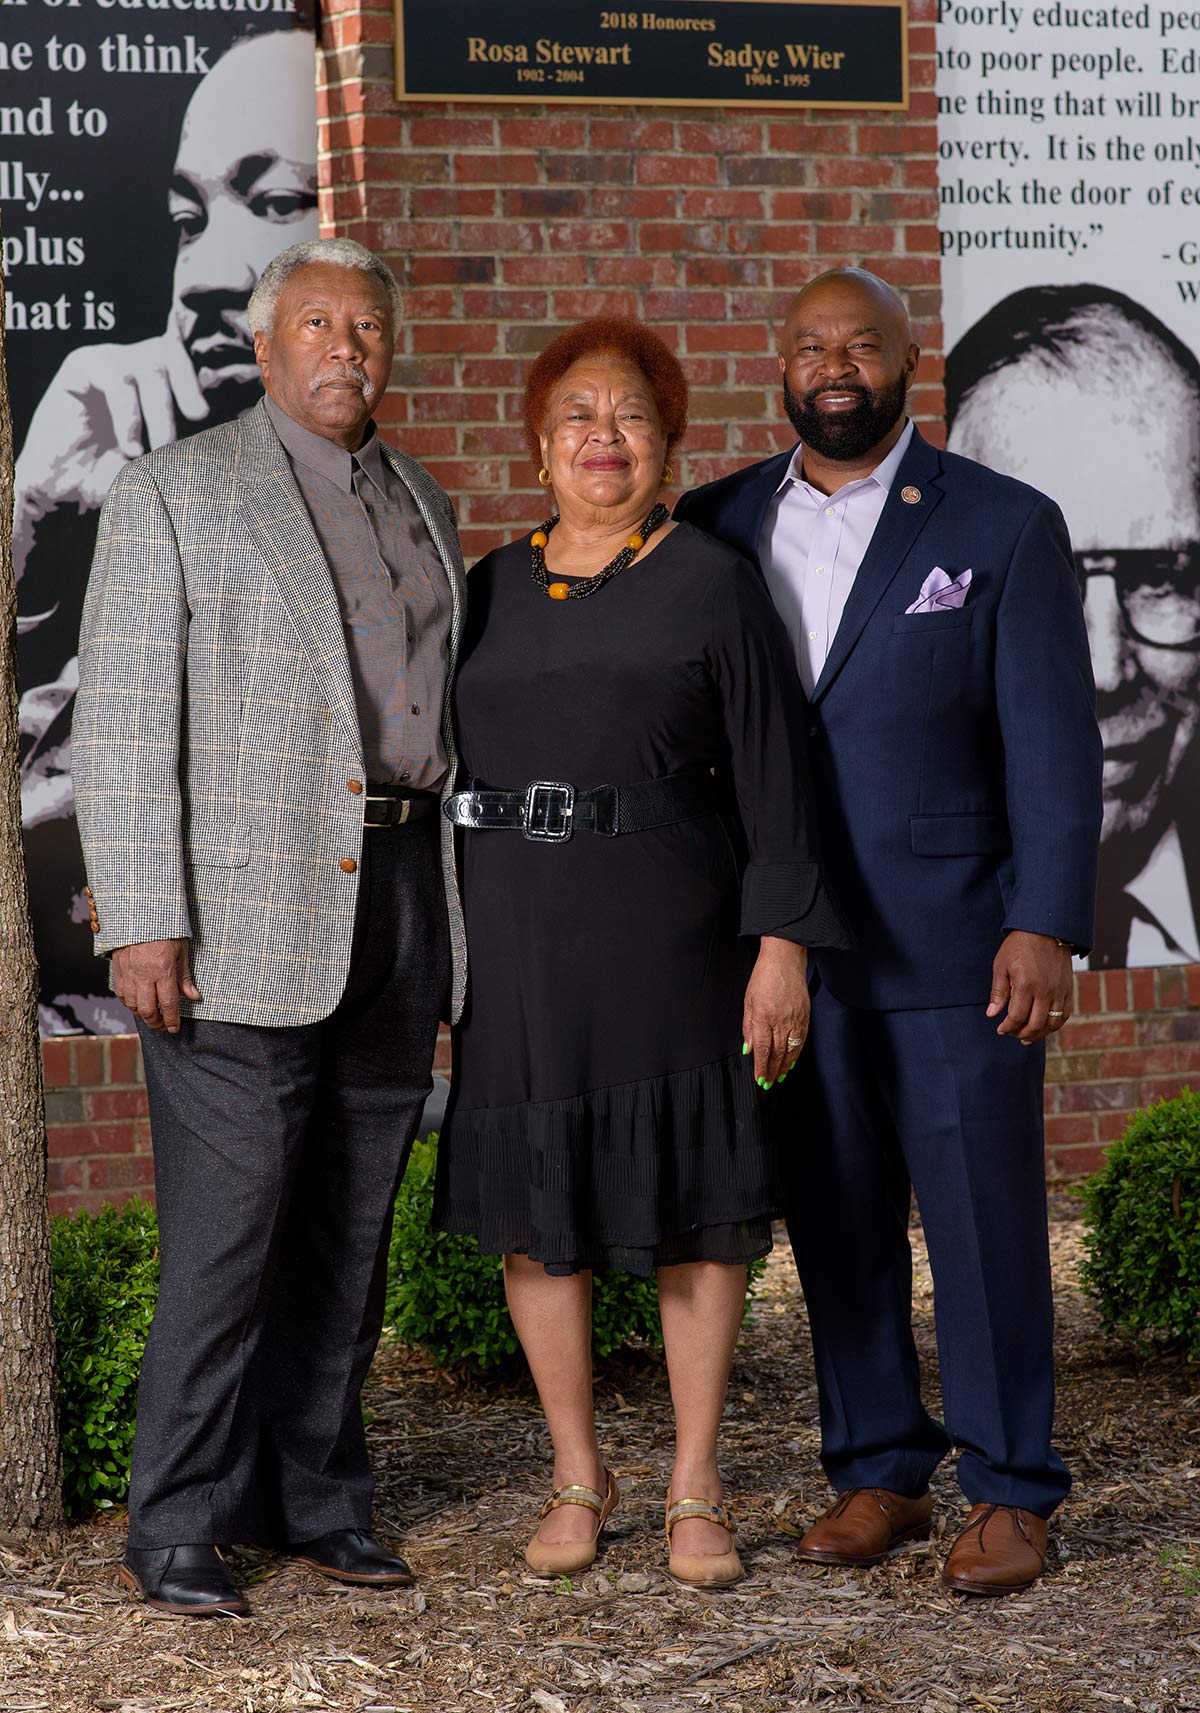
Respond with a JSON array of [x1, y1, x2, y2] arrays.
[[394, 0, 907, 111]]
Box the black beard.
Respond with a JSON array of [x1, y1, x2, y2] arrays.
[[783, 372, 908, 461]]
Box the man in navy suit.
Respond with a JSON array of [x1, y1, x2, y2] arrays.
[[676, 269, 1102, 1595]]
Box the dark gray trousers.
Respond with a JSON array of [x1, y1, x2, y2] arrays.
[[128, 818, 448, 1549]]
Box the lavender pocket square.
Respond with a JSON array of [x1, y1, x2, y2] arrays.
[[904, 567, 973, 615]]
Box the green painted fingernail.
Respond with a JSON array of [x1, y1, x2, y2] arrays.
[[742, 1042, 750, 1056], [764, 1079, 774, 1090], [756, 1076, 765, 1088]]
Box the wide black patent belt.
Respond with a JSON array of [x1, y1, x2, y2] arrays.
[[443, 767, 717, 843]]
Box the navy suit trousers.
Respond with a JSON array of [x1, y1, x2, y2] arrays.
[[785, 982, 1070, 1518], [128, 817, 448, 1549]]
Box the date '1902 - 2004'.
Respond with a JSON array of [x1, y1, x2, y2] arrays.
[[516, 67, 589, 81]]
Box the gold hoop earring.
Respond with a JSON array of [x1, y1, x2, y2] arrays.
[[538, 467, 552, 488], [660, 463, 673, 486]]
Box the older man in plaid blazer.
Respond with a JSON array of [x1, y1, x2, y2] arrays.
[[73, 239, 467, 1618]]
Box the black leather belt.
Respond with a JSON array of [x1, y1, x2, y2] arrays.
[[443, 768, 717, 842], [364, 788, 438, 827]]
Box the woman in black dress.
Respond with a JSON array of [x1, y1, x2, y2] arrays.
[[436, 318, 849, 1585]]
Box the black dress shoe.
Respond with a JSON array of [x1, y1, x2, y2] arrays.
[[121, 1544, 249, 1617], [286, 1528, 414, 1587]]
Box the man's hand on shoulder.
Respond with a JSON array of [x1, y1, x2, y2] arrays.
[[987, 931, 1073, 1044], [112, 939, 201, 1034]]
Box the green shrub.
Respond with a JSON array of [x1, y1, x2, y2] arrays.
[[51, 1198, 160, 1516], [386, 1134, 763, 1372], [385, 1136, 521, 1368], [1080, 1088, 1200, 1359]]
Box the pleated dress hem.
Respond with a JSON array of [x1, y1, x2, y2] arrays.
[[434, 1049, 781, 1278]]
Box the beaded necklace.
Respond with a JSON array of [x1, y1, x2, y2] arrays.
[[530, 501, 671, 602]]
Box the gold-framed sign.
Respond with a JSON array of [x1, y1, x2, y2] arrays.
[[393, 0, 908, 111]]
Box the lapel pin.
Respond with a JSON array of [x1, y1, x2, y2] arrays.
[[901, 485, 921, 505]]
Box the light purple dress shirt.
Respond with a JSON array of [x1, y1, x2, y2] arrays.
[[758, 419, 915, 697]]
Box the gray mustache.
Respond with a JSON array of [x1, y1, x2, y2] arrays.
[[312, 365, 378, 402]]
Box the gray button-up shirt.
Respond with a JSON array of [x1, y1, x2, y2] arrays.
[[266, 394, 450, 790]]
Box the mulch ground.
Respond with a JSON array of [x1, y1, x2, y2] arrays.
[[2, 1199, 1198, 1713]]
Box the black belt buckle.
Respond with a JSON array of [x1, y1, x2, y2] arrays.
[[524, 781, 574, 842], [365, 794, 410, 827]]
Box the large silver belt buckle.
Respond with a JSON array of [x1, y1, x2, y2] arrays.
[[523, 780, 575, 842]]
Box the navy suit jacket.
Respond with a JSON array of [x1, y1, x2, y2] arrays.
[[675, 427, 1103, 1010]]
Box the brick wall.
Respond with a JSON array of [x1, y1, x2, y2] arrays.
[[317, 0, 943, 559], [1044, 966, 1200, 1179], [43, 972, 1200, 1215], [43, 8, 1194, 1214], [42, 1036, 153, 1220], [42, 1028, 453, 1220]]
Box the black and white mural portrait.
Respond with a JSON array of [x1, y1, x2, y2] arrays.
[[939, 5, 1200, 968], [4, 11, 318, 1031], [946, 289, 1200, 968]]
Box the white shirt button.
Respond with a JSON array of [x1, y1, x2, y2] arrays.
[[815, 566, 825, 576], [808, 630, 819, 640], [825, 506, 835, 516]]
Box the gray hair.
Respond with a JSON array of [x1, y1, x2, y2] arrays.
[[247, 238, 403, 337]]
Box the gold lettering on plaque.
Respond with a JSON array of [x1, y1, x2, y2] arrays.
[[534, 39, 634, 65], [784, 44, 847, 69], [467, 37, 531, 62], [706, 41, 845, 71]]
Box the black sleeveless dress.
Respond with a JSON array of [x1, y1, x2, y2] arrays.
[[434, 522, 849, 1276]]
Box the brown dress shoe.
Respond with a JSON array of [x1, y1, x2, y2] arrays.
[[942, 1503, 1049, 1595], [795, 1487, 933, 1566]]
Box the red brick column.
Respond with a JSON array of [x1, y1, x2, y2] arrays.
[[317, 0, 942, 559]]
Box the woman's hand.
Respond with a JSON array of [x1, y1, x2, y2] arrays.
[[742, 936, 810, 1088]]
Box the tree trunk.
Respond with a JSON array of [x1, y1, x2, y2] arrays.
[[0, 229, 64, 1537]]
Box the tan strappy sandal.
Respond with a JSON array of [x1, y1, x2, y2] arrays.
[[665, 1496, 743, 1587], [525, 1469, 620, 1576]]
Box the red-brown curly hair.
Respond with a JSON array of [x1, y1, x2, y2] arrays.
[[522, 317, 689, 467]]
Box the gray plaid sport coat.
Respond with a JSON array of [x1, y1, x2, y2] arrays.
[[73, 399, 468, 1029]]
